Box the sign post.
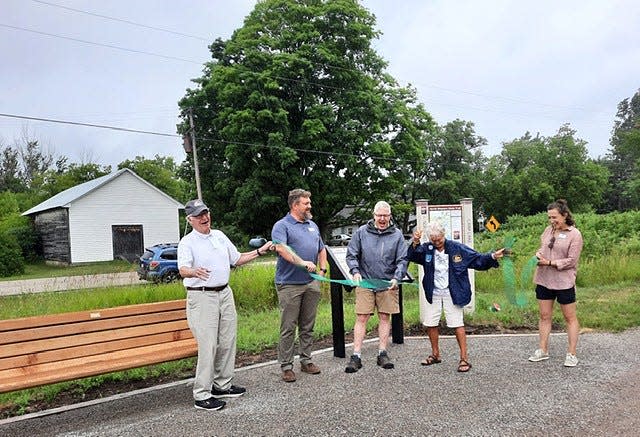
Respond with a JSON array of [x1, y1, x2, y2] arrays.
[[326, 246, 350, 358]]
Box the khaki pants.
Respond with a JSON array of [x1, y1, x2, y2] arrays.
[[276, 282, 321, 370], [186, 287, 237, 401]]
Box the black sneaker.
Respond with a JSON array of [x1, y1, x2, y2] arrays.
[[194, 397, 226, 411], [211, 385, 246, 398], [377, 351, 394, 369], [345, 354, 363, 373]]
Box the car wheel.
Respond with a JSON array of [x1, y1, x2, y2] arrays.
[[162, 271, 180, 283]]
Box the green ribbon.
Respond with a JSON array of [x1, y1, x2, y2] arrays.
[[274, 240, 408, 290], [500, 235, 534, 308], [309, 273, 395, 290]]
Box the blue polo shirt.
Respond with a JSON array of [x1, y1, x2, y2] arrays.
[[272, 213, 324, 284]]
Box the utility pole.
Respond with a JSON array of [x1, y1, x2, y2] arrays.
[[186, 108, 202, 200]]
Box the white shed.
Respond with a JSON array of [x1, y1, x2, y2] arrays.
[[22, 168, 184, 264]]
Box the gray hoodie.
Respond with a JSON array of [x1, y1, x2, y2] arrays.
[[346, 219, 408, 288]]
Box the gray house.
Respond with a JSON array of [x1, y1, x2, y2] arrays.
[[22, 168, 184, 264]]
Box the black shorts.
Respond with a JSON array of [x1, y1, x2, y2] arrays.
[[535, 284, 576, 305]]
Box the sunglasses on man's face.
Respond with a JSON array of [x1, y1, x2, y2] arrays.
[[548, 236, 556, 249]]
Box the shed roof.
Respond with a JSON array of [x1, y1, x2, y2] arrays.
[[22, 168, 184, 216]]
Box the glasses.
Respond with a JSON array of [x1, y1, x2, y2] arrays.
[[548, 236, 555, 249], [374, 214, 391, 218]]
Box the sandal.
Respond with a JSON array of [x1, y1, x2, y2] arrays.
[[420, 355, 442, 366], [457, 359, 472, 372]]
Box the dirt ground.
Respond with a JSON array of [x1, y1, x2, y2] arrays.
[[1, 322, 538, 419]]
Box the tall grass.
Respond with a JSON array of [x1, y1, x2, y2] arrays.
[[0, 283, 185, 319], [0, 263, 277, 320], [474, 210, 640, 290]]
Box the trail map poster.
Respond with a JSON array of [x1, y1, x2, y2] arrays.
[[427, 205, 463, 242]]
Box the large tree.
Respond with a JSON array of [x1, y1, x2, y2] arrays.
[[0, 144, 22, 192], [427, 119, 487, 205], [178, 0, 434, 236], [371, 85, 438, 234], [602, 88, 640, 211], [38, 161, 111, 199], [482, 125, 608, 220]]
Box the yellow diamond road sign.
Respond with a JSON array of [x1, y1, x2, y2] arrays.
[[485, 215, 501, 233]]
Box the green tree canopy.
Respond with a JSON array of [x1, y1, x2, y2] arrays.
[[118, 155, 191, 202], [482, 125, 608, 220], [178, 0, 436, 236], [427, 119, 487, 205], [0, 144, 23, 193], [39, 161, 111, 199], [602, 88, 640, 211]]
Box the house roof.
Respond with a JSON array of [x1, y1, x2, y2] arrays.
[[22, 168, 185, 216]]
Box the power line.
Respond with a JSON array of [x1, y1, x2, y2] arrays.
[[0, 23, 202, 64], [0, 113, 179, 138], [0, 112, 425, 166], [30, 0, 211, 41], [25, 0, 603, 114], [2, 8, 617, 136], [414, 83, 591, 112], [1, 19, 611, 120]]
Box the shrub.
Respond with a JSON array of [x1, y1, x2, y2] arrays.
[[0, 232, 25, 277], [0, 211, 41, 262]]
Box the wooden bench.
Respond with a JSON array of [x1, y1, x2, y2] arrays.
[[0, 299, 196, 393]]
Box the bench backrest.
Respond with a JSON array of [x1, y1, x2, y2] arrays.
[[0, 299, 196, 393]]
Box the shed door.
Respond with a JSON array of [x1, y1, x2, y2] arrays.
[[112, 225, 143, 262]]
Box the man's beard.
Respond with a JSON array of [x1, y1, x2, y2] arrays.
[[304, 211, 313, 220]]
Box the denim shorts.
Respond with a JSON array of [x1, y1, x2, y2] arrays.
[[535, 284, 576, 305]]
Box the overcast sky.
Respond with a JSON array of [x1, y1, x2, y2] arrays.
[[1, 0, 639, 170]]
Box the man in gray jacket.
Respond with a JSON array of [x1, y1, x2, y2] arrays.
[[344, 201, 408, 373]]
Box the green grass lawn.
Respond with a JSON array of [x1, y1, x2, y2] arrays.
[[0, 259, 135, 282]]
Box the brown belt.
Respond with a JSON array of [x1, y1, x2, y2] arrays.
[[186, 284, 228, 292]]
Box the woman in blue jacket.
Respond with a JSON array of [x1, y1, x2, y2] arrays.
[[407, 222, 504, 372]]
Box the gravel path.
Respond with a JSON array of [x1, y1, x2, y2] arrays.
[[2, 329, 639, 436]]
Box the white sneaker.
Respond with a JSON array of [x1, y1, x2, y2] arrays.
[[528, 349, 550, 362], [564, 353, 579, 367]]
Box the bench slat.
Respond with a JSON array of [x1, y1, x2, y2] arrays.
[[0, 299, 186, 332], [0, 324, 193, 368], [0, 299, 201, 393], [0, 338, 197, 393], [0, 309, 187, 346]]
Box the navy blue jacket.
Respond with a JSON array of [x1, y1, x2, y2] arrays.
[[407, 239, 498, 306]]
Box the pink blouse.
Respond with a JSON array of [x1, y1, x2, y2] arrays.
[[533, 225, 584, 290]]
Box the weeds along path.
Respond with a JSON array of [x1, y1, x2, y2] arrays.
[[0, 272, 142, 296]]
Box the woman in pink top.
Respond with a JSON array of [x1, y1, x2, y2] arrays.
[[528, 199, 584, 367]]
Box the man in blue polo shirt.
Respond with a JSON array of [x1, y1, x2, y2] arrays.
[[272, 188, 327, 383]]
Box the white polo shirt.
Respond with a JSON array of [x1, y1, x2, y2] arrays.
[[177, 229, 241, 288]]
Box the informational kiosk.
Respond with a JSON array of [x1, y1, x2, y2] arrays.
[[414, 198, 477, 321], [326, 246, 411, 358]]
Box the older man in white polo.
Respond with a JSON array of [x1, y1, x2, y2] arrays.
[[178, 199, 271, 411]]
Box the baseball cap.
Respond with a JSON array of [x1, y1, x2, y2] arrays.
[[185, 199, 209, 217]]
